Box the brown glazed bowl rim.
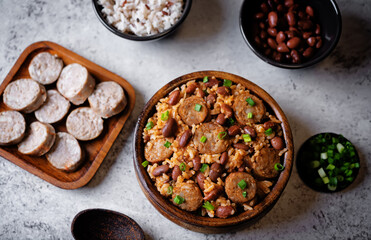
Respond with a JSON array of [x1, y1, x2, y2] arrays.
[[133, 71, 294, 232]]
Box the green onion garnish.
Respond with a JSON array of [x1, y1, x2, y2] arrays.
[[265, 128, 273, 136], [326, 164, 335, 171], [238, 179, 247, 189], [164, 141, 171, 148], [310, 161, 320, 168], [174, 195, 184, 205], [318, 168, 326, 178], [346, 177, 354, 182], [167, 186, 173, 195], [194, 104, 202, 112], [320, 152, 328, 160], [203, 76, 209, 83], [217, 131, 227, 140], [202, 201, 214, 211], [146, 121, 154, 130], [223, 79, 232, 87], [337, 143, 345, 153], [274, 163, 284, 171], [345, 169, 353, 177], [328, 184, 337, 191], [322, 176, 330, 184], [200, 164, 208, 173], [161, 111, 169, 121], [200, 136, 207, 143], [247, 112, 253, 119], [246, 97, 255, 106], [142, 161, 149, 167], [337, 175, 344, 182], [354, 163, 360, 168], [180, 162, 186, 171], [242, 191, 247, 198], [242, 134, 252, 143]]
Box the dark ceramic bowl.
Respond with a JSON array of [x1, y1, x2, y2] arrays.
[[240, 0, 342, 69], [133, 71, 294, 233], [92, 0, 192, 41]]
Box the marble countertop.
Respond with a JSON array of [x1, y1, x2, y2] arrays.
[[0, 0, 370, 239]]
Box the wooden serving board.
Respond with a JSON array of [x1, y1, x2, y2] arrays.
[[0, 41, 136, 189]]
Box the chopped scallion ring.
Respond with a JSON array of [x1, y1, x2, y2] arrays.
[[167, 186, 173, 195], [200, 164, 208, 173], [200, 136, 207, 143], [202, 201, 214, 211], [161, 111, 169, 121], [274, 163, 284, 171], [246, 97, 255, 106], [265, 128, 273, 136], [242, 191, 247, 198], [247, 112, 253, 119], [326, 164, 335, 171], [320, 152, 328, 160], [242, 134, 252, 143], [328, 184, 337, 191], [238, 179, 247, 189], [164, 141, 172, 148], [194, 104, 202, 112], [146, 121, 154, 130], [203, 76, 209, 83], [318, 168, 326, 178], [174, 195, 184, 205], [142, 161, 149, 168], [337, 143, 345, 153], [180, 162, 186, 172], [217, 131, 227, 140], [322, 176, 330, 184], [223, 79, 232, 87]]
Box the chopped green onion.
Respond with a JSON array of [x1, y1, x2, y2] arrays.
[[194, 104, 202, 112], [322, 176, 330, 184], [142, 161, 149, 167], [346, 177, 354, 182], [326, 164, 335, 171], [200, 164, 208, 173], [274, 163, 284, 171], [344, 169, 353, 177], [238, 179, 247, 189], [328, 157, 334, 164], [217, 131, 227, 140], [180, 162, 186, 171], [310, 161, 320, 168], [242, 191, 247, 198], [242, 134, 252, 143], [337, 175, 344, 182], [328, 184, 337, 191], [337, 143, 345, 153], [247, 112, 253, 119], [265, 128, 273, 136], [320, 152, 328, 160], [174, 195, 184, 205], [318, 168, 326, 178], [354, 163, 360, 168], [164, 141, 171, 148], [167, 186, 173, 195], [202, 201, 214, 211], [223, 79, 232, 87], [146, 121, 154, 130], [203, 76, 209, 83], [329, 177, 338, 186], [327, 149, 334, 157], [200, 136, 207, 143], [161, 111, 169, 121], [246, 97, 255, 106]]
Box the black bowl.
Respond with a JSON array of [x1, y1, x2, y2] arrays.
[[92, 0, 192, 41], [239, 0, 342, 69]]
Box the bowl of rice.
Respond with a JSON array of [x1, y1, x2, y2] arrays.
[[92, 0, 192, 41], [134, 71, 294, 233]]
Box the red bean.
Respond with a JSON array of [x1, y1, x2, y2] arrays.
[[307, 37, 316, 47], [260, 2, 269, 13], [302, 32, 312, 39], [267, 27, 277, 37], [185, 82, 197, 94], [298, 20, 313, 30], [220, 104, 233, 118], [291, 49, 301, 63], [215, 206, 234, 218], [162, 118, 177, 137], [153, 164, 170, 177], [259, 22, 266, 29], [243, 126, 256, 138], [220, 152, 228, 165], [316, 38, 323, 48], [255, 12, 265, 20], [263, 121, 275, 130], [298, 11, 306, 19], [264, 48, 272, 56], [284, 0, 294, 8], [271, 136, 285, 150], [168, 90, 180, 105], [303, 47, 314, 58], [277, 4, 284, 12], [193, 155, 201, 171], [178, 129, 192, 147], [306, 6, 314, 17], [274, 52, 283, 62], [260, 30, 268, 40], [287, 37, 301, 49], [267, 38, 278, 49], [206, 93, 216, 106], [204, 185, 223, 201], [276, 31, 286, 43], [196, 88, 205, 98], [285, 30, 296, 39], [277, 42, 290, 53], [268, 11, 278, 28], [216, 86, 230, 96], [172, 165, 181, 181], [315, 24, 321, 35], [228, 125, 241, 136], [204, 77, 220, 88], [234, 143, 250, 151], [196, 172, 206, 190], [209, 163, 223, 182], [216, 113, 227, 125], [286, 12, 296, 26]]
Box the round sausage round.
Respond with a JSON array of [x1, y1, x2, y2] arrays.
[[251, 147, 281, 178], [178, 96, 208, 126], [193, 122, 229, 154], [172, 182, 203, 211], [225, 172, 257, 204], [0, 111, 26, 146], [28, 52, 63, 85], [144, 138, 174, 163], [233, 92, 266, 125], [35, 90, 70, 124]]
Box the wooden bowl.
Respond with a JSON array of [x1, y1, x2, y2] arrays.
[[133, 71, 294, 233]]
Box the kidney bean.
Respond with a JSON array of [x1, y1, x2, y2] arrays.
[[244, 126, 256, 138], [260, 2, 269, 13], [254, 36, 262, 46], [220, 104, 233, 118], [196, 88, 205, 98], [228, 125, 241, 136], [276, 31, 286, 43], [178, 129, 192, 147], [168, 90, 180, 105], [288, 3, 299, 12], [263, 121, 275, 130], [277, 42, 290, 53], [303, 32, 312, 39], [268, 11, 278, 28], [193, 155, 201, 171], [298, 20, 313, 30], [286, 12, 296, 26], [274, 52, 283, 62], [204, 77, 220, 88], [185, 82, 197, 94], [267, 38, 278, 49], [255, 12, 265, 20], [220, 152, 228, 165], [153, 164, 170, 177], [233, 143, 250, 151], [260, 30, 268, 40], [267, 27, 277, 37], [298, 11, 305, 19], [172, 165, 182, 181], [209, 163, 223, 182], [216, 206, 234, 219], [306, 6, 314, 17], [285, 30, 296, 39], [271, 136, 285, 150], [303, 47, 314, 58], [216, 113, 227, 125], [262, 42, 268, 48], [162, 118, 177, 137], [264, 48, 272, 56], [316, 38, 323, 48], [204, 185, 223, 201], [196, 172, 206, 190], [285, 53, 292, 61], [287, 37, 301, 49], [291, 49, 301, 63], [284, 0, 294, 8], [216, 86, 230, 96], [315, 24, 321, 35], [306, 36, 316, 47], [259, 22, 266, 29], [206, 93, 216, 106], [277, 4, 284, 12]]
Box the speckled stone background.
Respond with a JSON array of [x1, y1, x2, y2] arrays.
[[0, 0, 370, 239]]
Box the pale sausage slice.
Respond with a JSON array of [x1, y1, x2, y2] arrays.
[[178, 96, 208, 126], [57, 63, 95, 105], [144, 138, 173, 163], [18, 121, 56, 156], [88, 81, 127, 118], [233, 92, 266, 125], [46, 132, 83, 171], [66, 107, 104, 141], [28, 52, 63, 84], [225, 172, 257, 204], [35, 90, 70, 124], [3, 78, 47, 113], [0, 111, 26, 146], [172, 182, 203, 211], [251, 147, 280, 179], [193, 122, 229, 154]]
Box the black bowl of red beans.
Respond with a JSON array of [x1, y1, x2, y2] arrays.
[[240, 0, 342, 69]]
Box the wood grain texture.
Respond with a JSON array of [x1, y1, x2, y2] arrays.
[[133, 71, 294, 233], [0, 41, 136, 189]]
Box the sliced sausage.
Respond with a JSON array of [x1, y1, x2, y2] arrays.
[[144, 138, 174, 163], [233, 92, 266, 125], [0, 111, 26, 146], [193, 122, 229, 154], [57, 63, 95, 105], [88, 81, 127, 118], [178, 96, 208, 126], [18, 121, 56, 156], [3, 78, 47, 113], [46, 132, 83, 172], [172, 182, 203, 211], [66, 107, 104, 141], [28, 52, 63, 85], [35, 90, 70, 124], [251, 147, 281, 178], [225, 172, 257, 204]]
